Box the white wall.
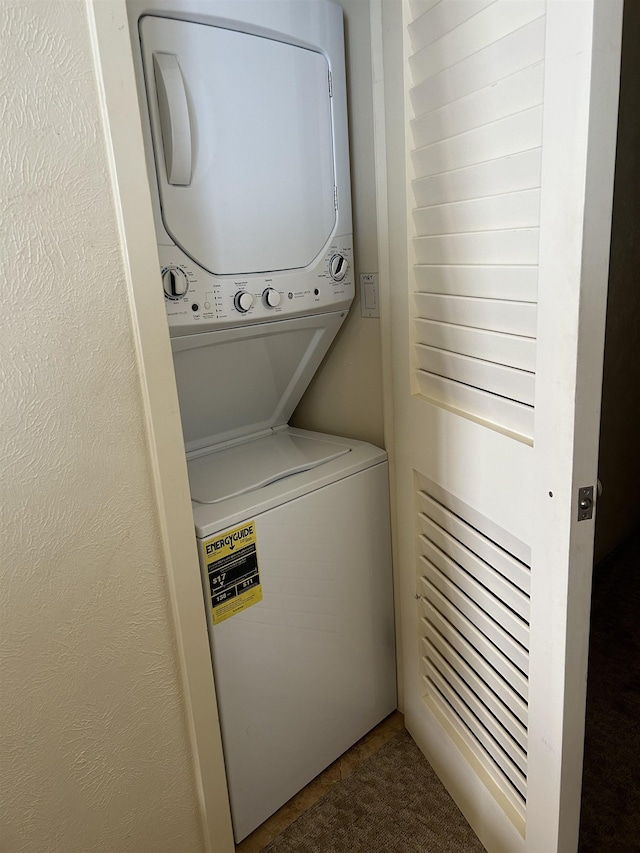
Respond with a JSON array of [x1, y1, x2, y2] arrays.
[[291, 0, 385, 449], [0, 1, 385, 849], [0, 3, 210, 850]]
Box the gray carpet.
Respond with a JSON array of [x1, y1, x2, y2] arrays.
[[259, 535, 640, 853], [261, 730, 485, 853], [579, 528, 640, 852]]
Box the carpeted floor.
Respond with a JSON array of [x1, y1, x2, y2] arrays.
[[256, 531, 640, 853], [579, 528, 640, 851], [260, 730, 485, 853]]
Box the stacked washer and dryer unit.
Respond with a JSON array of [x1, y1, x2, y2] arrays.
[[128, 0, 396, 841]]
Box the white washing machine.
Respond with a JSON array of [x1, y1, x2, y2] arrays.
[[128, 0, 397, 841]]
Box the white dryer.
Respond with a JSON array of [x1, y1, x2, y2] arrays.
[[128, 0, 396, 842]]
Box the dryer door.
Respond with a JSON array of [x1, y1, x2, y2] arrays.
[[139, 15, 337, 276]]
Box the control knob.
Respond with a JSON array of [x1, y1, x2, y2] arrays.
[[234, 291, 255, 313], [162, 267, 189, 300], [263, 287, 281, 308], [329, 253, 348, 282]]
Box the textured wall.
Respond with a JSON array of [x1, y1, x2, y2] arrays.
[[291, 0, 385, 449], [0, 3, 205, 851], [594, 0, 640, 563]]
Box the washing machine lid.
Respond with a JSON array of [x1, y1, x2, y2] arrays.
[[187, 429, 350, 504], [139, 14, 337, 276], [171, 312, 346, 453]]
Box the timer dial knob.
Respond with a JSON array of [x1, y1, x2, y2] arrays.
[[162, 267, 189, 300], [234, 291, 254, 313], [263, 287, 281, 308], [329, 253, 348, 282]]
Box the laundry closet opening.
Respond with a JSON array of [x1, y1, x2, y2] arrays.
[[92, 0, 630, 849], [125, 0, 397, 844], [579, 2, 640, 848]]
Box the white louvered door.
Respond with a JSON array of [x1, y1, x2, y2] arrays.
[[374, 1, 622, 851]]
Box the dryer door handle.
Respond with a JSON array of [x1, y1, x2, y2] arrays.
[[153, 53, 192, 186]]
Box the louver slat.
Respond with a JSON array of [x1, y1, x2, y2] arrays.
[[412, 149, 541, 209], [420, 631, 528, 750], [408, 1, 545, 439], [414, 229, 539, 267], [412, 108, 543, 180], [416, 477, 530, 822], [417, 490, 531, 593], [424, 645, 527, 776], [420, 597, 529, 705], [425, 664, 527, 798], [419, 541, 529, 648], [419, 569, 528, 674], [426, 681, 527, 824], [415, 372, 534, 437], [411, 63, 544, 148], [409, 2, 545, 85], [408, 0, 495, 54], [414, 321, 536, 372], [410, 17, 546, 116], [418, 514, 530, 617], [413, 294, 536, 337], [415, 347, 534, 405], [413, 192, 541, 242], [409, 0, 440, 24]]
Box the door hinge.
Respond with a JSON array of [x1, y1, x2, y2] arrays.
[[334, 185, 338, 210], [577, 485, 594, 521], [328, 70, 333, 98]]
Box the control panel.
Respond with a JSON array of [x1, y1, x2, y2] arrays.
[[160, 235, 354, 336]]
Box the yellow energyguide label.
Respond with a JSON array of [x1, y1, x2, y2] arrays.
[[202, 520, 262, 624]]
